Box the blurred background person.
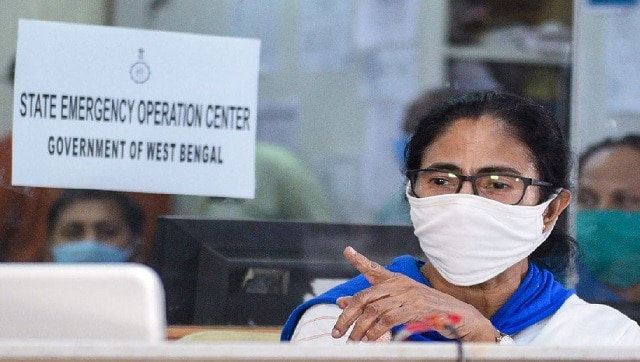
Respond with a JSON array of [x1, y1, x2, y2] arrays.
[[575, 134, 640, 303], [375, 88, 470, 225], [177, 142, 336, 222], [1, 139, 171, 263], [1, 57, 172, 263], [47, 189, 144, 263]]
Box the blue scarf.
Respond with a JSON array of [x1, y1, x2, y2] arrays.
[[281, 255, 574, 341]]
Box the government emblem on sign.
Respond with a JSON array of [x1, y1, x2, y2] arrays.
[[130, 48, 150, 84]]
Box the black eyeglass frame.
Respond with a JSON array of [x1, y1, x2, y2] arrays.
[[406, 168, 554, 205]]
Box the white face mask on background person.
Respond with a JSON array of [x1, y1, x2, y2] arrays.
[[407, 188, 557, 286]]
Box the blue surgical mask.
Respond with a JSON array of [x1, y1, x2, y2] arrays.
[[52, 240, 132, 263], [577, 210, 640, 288]]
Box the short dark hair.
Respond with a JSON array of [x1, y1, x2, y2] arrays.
[[47, 189, 144, 237], [578, 134, 640, 177], [404, 90, 576, 282]]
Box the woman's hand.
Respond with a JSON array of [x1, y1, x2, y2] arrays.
[[331, 246, 498, 343]]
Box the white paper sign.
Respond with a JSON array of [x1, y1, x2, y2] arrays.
[[13, 19, 260, 198]]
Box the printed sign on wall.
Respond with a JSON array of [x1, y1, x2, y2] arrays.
[[13, 19, 261, 198]]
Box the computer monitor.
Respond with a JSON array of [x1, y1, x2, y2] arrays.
[[151, 217, 422, 326]]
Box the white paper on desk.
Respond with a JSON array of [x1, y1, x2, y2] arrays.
[[12, 19, 261, 198], [354, 0, 419, 49]]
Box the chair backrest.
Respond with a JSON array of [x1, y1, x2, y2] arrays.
[[0, 263, 166, 342]]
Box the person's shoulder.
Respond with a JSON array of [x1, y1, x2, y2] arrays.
[[561, 294, 626, 310], [256, 143, 299, 164], [530, 294, 640, 345], [557, 294, 635, 322], [255, 143, 309, 178]]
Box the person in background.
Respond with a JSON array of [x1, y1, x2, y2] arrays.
[[1, 57, 172, 263], [179, 142, 336, 222], [47, 189, 144, 263], [376, 88, 468, 225], [575, 134, 640, 303], [281, 91, 640, 345], [0, 138, 59, 262]]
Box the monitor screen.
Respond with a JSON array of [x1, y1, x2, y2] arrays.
[[151, 217, 422, 326]]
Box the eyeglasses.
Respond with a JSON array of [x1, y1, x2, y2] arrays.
[[406, 168, 553, 205]]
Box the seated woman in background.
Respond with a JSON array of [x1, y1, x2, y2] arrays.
[[0, 135, 172, 263], [281, 91, 640, 345], [1, 58, 172, 262], [575, 134, 640, 304], [47, 189, 144, 263]]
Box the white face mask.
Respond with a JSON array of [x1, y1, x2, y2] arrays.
[[407, 188, 557, 286]]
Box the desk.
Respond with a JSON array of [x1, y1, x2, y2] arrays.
[[0, 342, 638, 361], [166, 325, 282, 341]]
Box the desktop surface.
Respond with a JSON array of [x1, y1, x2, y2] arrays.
[[0, 341, 639, 362]]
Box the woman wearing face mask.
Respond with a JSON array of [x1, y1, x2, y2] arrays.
[[47, 189, 144, 263], [575, 135, 640, 304], [280, 91, 640, 345]]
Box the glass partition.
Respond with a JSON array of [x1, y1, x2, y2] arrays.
[[571, 2, 640, 318], [5, 0, 615, 326]]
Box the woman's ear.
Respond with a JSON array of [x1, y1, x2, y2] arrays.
[[543, 189, 571, 232]]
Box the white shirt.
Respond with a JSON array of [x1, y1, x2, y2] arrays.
[[291, 294, 640, 345]]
